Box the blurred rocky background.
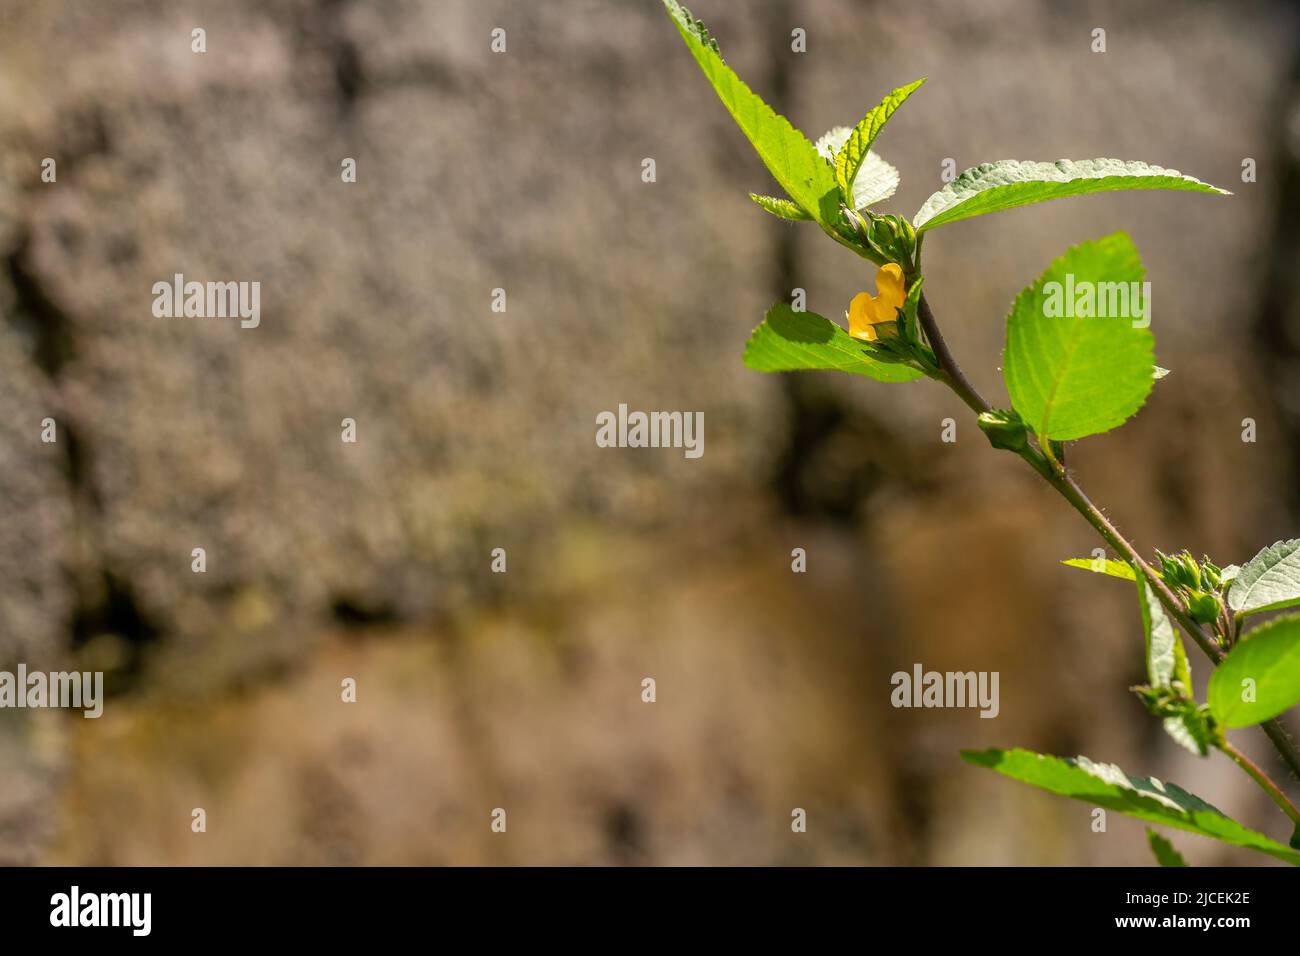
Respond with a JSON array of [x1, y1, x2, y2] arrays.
[[0, 0, 1298, 865]]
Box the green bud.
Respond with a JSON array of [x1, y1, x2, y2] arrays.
[[1179, 553, 1202, 590], [1187, 590, 1221, 625], [894, 215, 916, 248], [977, 410, 1028, 452], [862, 212, 917, 268], [1201, 559, 1222, 591], [1155, 550, 1181, 584]]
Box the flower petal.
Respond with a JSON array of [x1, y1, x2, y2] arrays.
[[847, 292, 875, 339], [876, 263, 906, 307]]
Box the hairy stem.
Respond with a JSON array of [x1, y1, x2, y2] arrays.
[[1260, 721, 1300, 782], [917, 292, 990, 414], [1037, 460, 1223, 664], [917, 290, 1300, 785], [1220, 739, 1300, 831]]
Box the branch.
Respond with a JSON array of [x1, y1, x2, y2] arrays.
[[918, 291, 1300, 784], [1221, 738, 1300, 833], [917, 292, 990, 414]]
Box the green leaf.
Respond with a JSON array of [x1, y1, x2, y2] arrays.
[[832, 79, 925, 207], [1146, 829, 1189, 867], [912, 158, 1228, 233], [901, 274, 924, 346], [1138, 577, 1188, 691], [1227, 539, 1300, 618], [816, 129, 898, 210], [743, 303, 923, 382], [1163, 703, 1213, 758], [962, 748, 1300, 865], [1208, 613, 1300, 728], [664, 1, 839, 226], [1003, 233, 1154, 441], [1061, 557, 1136, 580], [750, 194, 811, 221], [1136, 577, 1203, 755]]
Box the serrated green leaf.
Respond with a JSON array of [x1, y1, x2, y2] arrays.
[[832, 79, 925, 207], [1227, 539, 1300, 617], [1062, 557, 1137, 580], [912, 158, 1228, 233], [1003, 233, 1154, 441], [1136, 576, 1203, 754], [664, 1, 838, 226], [1138, 576, 1189, 691], [1208, 613, 1300, 728], [743, 303, 923, 382], [962, 748, 1300, 865], [750, 194, 811, 221], [1162, 704, 1212, 758], [816, 129, 898, 210], [1146, 829, 1189, 867]]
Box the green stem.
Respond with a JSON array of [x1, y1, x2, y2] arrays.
[[1220, 739, 1300, 831], [1260, 721, 1300, 784], [916, 293, 989, 414], [1036, 456, 1223, 664], [916, 291, 1300, 785]]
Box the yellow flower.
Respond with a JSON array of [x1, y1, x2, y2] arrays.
[[848, 263, 907, 341]]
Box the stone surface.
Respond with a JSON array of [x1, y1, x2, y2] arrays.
[[0, 0, 1294, 865]]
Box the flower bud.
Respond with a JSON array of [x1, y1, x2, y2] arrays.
[[1187, 590, 1221, 625], [977, 410, 1029, 452], [861, 212, 917, 267], [1155, 550, 1181, 584]]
